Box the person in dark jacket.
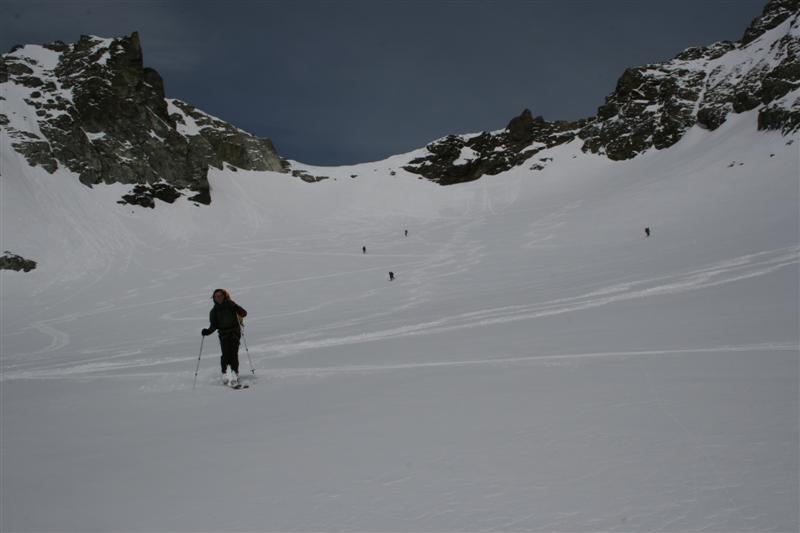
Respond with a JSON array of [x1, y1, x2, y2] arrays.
[[201, 288, 247, 385]]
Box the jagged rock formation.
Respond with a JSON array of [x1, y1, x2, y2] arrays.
[[0, 252, 37, 272], [405, 110, 588, 185], [1, 32, 288, 206], [290, 169, 330, 183], [586, 0, 800, 159], [406, 0, 799, 183], [1, 1, 797, 192]]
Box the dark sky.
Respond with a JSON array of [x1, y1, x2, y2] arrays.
[[2, 0, 768, 165]]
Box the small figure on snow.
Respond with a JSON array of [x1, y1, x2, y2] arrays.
[[362, 245, 367, 254], [389, 271, 395, 281], [645, 227, 651, 238], [202, 288, 247, 386], [404, 229, 408, 237]]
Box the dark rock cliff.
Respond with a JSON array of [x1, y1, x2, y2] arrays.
[[405, 0, 799, 183], [1, 32, 288, 206]]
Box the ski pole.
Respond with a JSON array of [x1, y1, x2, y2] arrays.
[[241, 329, 255, 375], [193, 335, 205, 389]]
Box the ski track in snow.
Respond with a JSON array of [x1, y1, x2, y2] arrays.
[[1, 254, 427, 362], [2, 243, 797, 382], [4, 342, 797, 383], [3, 34, 800, 531], [1, 214, 472, 369], [253, 244, 800, 358]]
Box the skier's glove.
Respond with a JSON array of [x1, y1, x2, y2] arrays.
[[201, 328, 211, 336]]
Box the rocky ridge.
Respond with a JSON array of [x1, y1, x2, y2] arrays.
[[0, 32, 288, 206], [0, 251, 37, 272], [405, 0, 799, 184], [1, 1, 797, 194]]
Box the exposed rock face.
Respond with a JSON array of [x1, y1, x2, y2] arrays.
[[578, 61, 710, 160], [1, 2, 797, 192], [406, 0, 799, 183], [167, 99, 286, 173], [405, 110, 587, 185], [1, 32, 289, 206], [742, 0, 800, 43], [0, 252, 37, 272], [290, 169, 329, 183], [118, 183, 183, 209]]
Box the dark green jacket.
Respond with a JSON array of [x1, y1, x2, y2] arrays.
[[207, 300, 247, 338]]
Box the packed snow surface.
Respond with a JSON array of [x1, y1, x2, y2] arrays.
[[1, 111, 798, 531]]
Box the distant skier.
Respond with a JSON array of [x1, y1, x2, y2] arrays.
[[645, 227, 651, 237], [201, 288, 247, 386], [404, 230, 408, 237], [362, 245, 366, 254], [389, 271, 395, 281]]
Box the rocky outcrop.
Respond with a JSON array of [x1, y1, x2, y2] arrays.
[[1, 2, 797, 192], [290, 169, 329, 183], [118, 183, 184, 208], [167, 99, 287, 173], [742, 0, 800, 44], [578, 0, 798, 159], [1, 32, 289, 206], [404, 110, 587, 185], [406, 0, 799, 184], [0, 252, 37, 272], [578, 62, 709, 160]]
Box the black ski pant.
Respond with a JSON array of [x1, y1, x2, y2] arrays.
[[219, 332, 240, 374]]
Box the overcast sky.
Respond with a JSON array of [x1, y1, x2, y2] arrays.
[[2, 0, 768, 165]]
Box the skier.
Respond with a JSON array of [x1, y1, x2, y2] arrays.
[[404, 230, 408, 237], [362, 245, 366, 254], [389, 271, 395, 281], [201, 288, 247, 386], [645, 227, 651, 237]]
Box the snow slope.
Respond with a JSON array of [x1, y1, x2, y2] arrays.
[[1, 108, 798, 530]]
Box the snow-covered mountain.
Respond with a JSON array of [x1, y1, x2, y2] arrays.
[[1, 0, 797, 200], [1, 32, 287, 208], [1, 1, 798, 532], [406, 0, 800, 183]]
